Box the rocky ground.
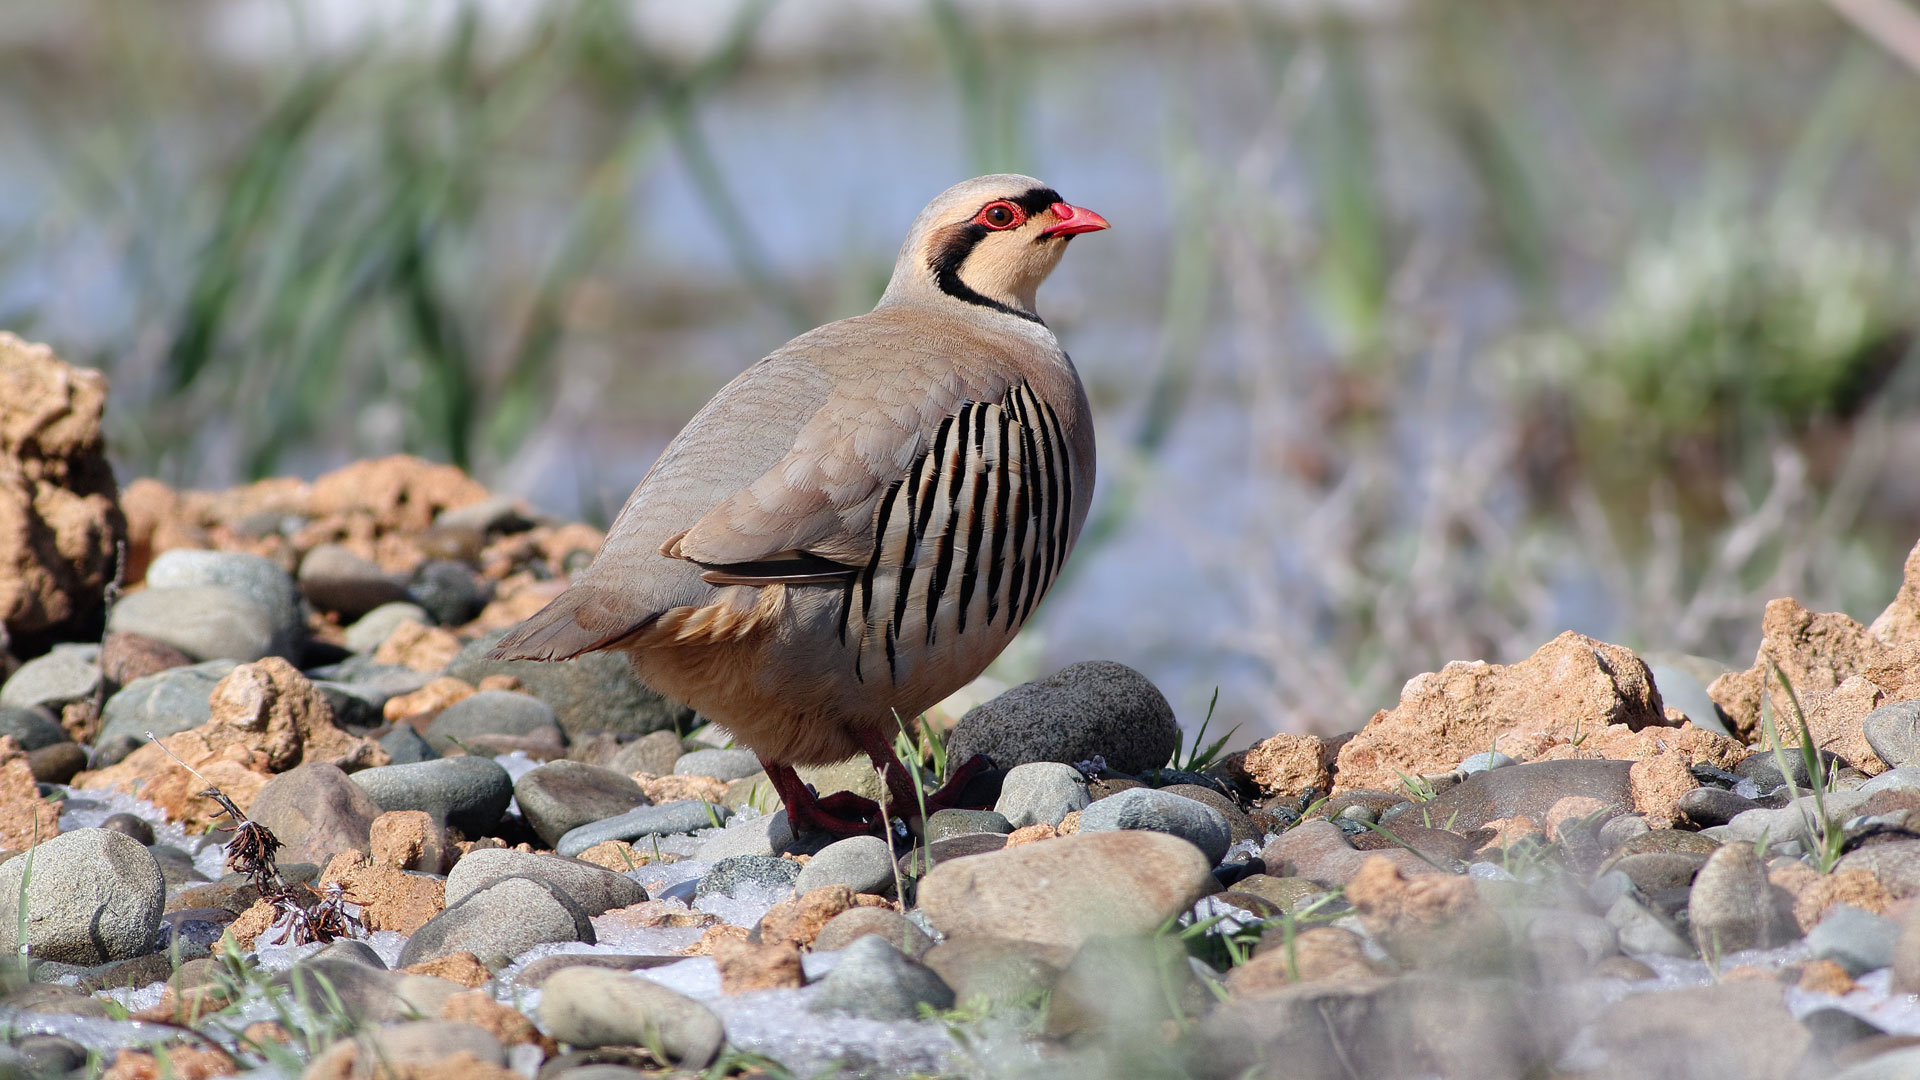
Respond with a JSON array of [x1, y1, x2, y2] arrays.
[[15, 343, 1920, 1079]]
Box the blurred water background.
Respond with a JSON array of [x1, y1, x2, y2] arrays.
[[3, 0, 1918, 743]]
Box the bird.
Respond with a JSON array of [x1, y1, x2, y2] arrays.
[[490, 174, 1107, 836]]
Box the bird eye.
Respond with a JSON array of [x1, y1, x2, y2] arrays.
[[975, 201, 1022, 230]]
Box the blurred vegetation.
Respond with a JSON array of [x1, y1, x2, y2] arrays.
[[3, 0, 1919, 734]]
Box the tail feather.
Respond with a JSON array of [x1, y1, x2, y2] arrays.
[[488, 586, 657, 662]]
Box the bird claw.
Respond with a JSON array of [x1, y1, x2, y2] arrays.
[[920, 753, 997, 814]]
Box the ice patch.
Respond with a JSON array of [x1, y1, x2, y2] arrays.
[[54, 787, 231, 881], [1468, 862, 1519, 881], [365, 930, 408, 968], [1222, 838, 1262, 863], [99, 980, 169, 1014], [634, 859, 713, 902], [0, 1008, 183, 1051], [694, 882, 793, 928]]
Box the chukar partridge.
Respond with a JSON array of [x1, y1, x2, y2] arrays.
[[492, 174, 1107, 835]]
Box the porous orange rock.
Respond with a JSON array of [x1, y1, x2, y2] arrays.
[[1769, 863, 1893, 932], [683, 923, 751, 956], [373, 620, 463, 673], [757, 885, 858, 949], [0, 333, 126, 641], [73, 657, 386, 830], [1797, 959, 1856, 996], [307, 455, 491, 535], [1628, 752, 1700, 829], [1708, 597, 1920, 751], [1543, 796, 1615, 841], [0, 735, 61, 850], [1872, 538, 1920, 647], [319, 852, 445, 934], [1231, 733, 1333, 797], [1006, 823, 1057, 847], [383, 677, 476, 724], [441, 989, 553, 1050], [404, 952, 491, 989], [713, 937, 806, 993], [1345, 855, 1509, 971], [631, 772, 730, 805], [1230, 926, 1383, 992], [370, 810, 445, 872], [102, 1046, 236, 1080], [1334, 631, 1668, 792]]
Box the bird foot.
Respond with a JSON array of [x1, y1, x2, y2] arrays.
[[920, 753, 997, 814]]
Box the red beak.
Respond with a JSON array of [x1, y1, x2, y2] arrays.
[[1040, 201, 1110, 238]]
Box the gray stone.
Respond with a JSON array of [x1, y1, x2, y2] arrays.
[[338, 1020, 505, 1068], [813, 906, 934, 958], [924, 809, 1013, 841], [377, 724, 438, 765], [923, 937, 1063, 1012], [1457, 751, 1515, 774], [1606, 894, 1693, 958], [695, 855, 799, 899], [604, 730, 684, 777], [693, 809, 791, 861], [0, 706, 70, 752], [917, 831, 1214, 951], [808, 935, 954, 1020], [1078, 787, 1232, 865], [447, 629, 692, 739], [399, 875, 595, 968], [99, 813, 154, 846], [672, 748, 763, 781], [537, 966, 723, 1067], [0, 646, 101, 712], [948, 660, 1179, 775], [107, 586, 281, 664], [1861, 768, 1920, 796], [1598, 814, 1651, 851], [0, 829, 164, 965], [1404, 759, 1634, 833], [350, 756, 513, 837], [1808, 904, 1900, 975], [1688, 843, 1800, 957], [143, 549, 306, 658], [1677, 786, 1760, 827], [94, 659, 237, 752], [435, 495, 535, 534], [794, 835, 897, 896], [1721, 790, 1871, 845], [299, 543, 410, 620], [428, 690, 562, 754], [155, 908, 235, 961], [408, 560, 490, 627], [1840, 841, 1920, 900], [1831, 1048, 1920, 1080], [560, 801, 733, 857], [342, 602, 432, 655], [1583, 980, 1809, 1080], [795, 756, 887, 803], [1610, 852, 1709, 894], [993, 761, 1090, 829], [246, 762, 384, 866], [270, 956, 408, 1025], [514, 760, 650, 847], [1865, 700, 1920, 771], [445, 848, 647, 915]]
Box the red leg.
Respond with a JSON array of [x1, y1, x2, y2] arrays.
[[923, 753, 996, 813], [856, 727, 926, 820], [758, 758, 882, 838]]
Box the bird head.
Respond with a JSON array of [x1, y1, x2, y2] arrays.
[[882, 174, 1109, 324]]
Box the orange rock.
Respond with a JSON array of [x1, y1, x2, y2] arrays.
[[319, 852, 445, 934], [0, 333, 125, 639], [0, 736, 61, 850], [1346, 855, 1508, 971], [373, 621, 463, 674], [1768, 863, 1893, 933], [1873, 538, 1920, 646], [713, 937, 806, 993], [1334, 632, 1668, 792], [573, 841, 649, 873], [305, 1047, 520, 1080], [240, 1021, 293, 1047], [1230, 926, 1383, 993], [474, 675, 522, 693], [1058, 810, 1082, 836], [308, 456, 491, 535], [383, 677, 476, 724], [217, 899, 278, 952], [682, 923, 750, 956], [1534, 722, 1748, 771], [1481, 816, 1541, 849], [596, 899, 717, 931], [1709, 597, 1912, 750], [1543, 797, 1615, 841], [103, 1046, 236, 1080], [441, 989, 553, 1050], [1231, 733, 1333, 797], [72, 658, 386, 830], [404, 952, 491, 989], [1629, 752, 1700, 829], [1797, 958, 1856, 995], [757, 885, 857, 949], [371, 810, 445, 872], [631, 772, 729, 806], [538, 522, 606, 569], [1006, 824, 1057, 847]]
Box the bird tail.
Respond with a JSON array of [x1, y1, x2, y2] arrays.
[[488, 585, 657, 662]]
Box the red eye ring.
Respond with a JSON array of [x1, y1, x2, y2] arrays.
[[973, 200, 1025, 230]]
